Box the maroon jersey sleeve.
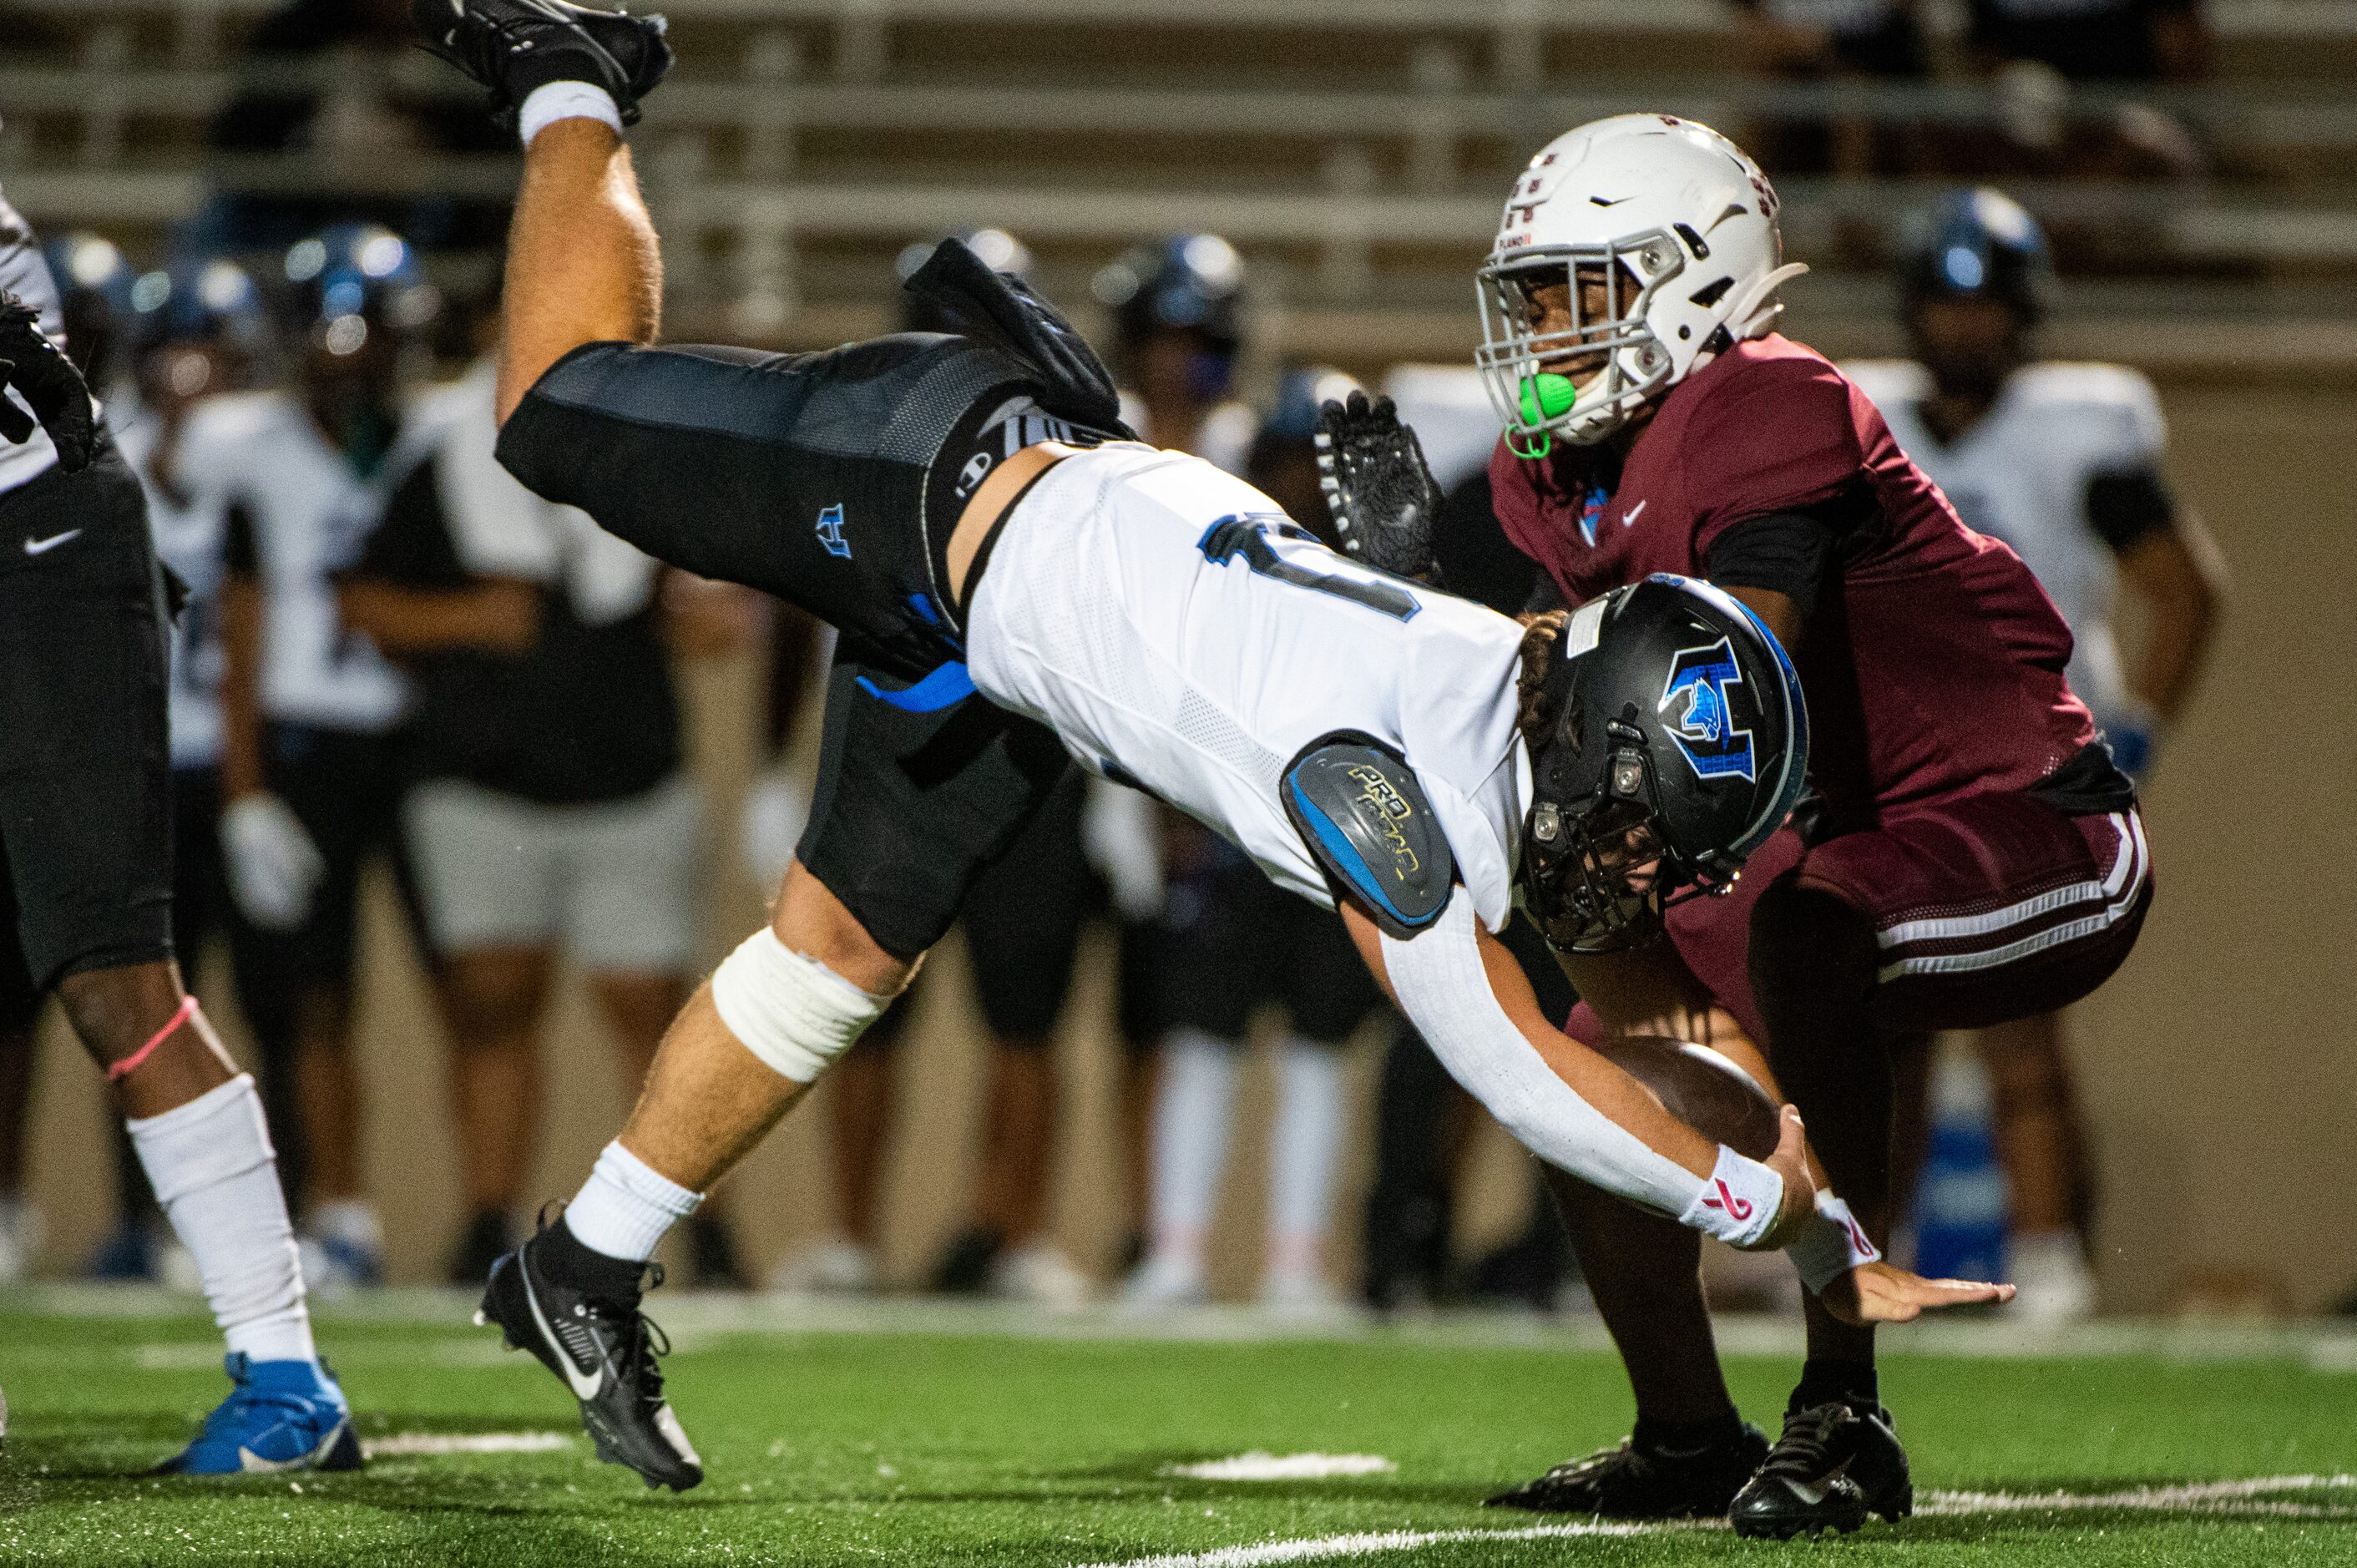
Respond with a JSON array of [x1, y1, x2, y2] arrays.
[[1676, 352, 1866, 559]]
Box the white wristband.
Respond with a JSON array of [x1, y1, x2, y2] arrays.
[[1786, 1191, 1883, 1294], [518, 81, 625, 146], [1677, 1144, 1784, 1248]]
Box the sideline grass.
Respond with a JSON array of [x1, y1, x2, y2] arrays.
[[1, 1296, 2352, 1565]]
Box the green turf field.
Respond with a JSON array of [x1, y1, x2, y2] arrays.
[[2, 1293, 2352, 1566]]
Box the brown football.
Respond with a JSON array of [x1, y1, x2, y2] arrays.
[[1591, 1034, 1783, 1161]]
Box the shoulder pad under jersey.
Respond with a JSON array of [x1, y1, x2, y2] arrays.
[[1282, 734, 1455, 940]]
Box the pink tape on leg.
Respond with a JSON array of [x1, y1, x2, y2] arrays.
[[107, 994, 199, 1084]]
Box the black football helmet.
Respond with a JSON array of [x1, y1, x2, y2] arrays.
[[1518, 574, 1808, 953]]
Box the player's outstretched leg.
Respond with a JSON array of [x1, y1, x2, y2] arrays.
[[476, 1204, 701, 1491]]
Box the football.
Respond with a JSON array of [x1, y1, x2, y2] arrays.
[[1591, 1034, 1783, 1160]]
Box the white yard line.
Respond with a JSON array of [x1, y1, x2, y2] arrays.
[[1071, 1474, 2357, 1568], [1165, 1454, 1399, 1481], [362, 1431, 576, 1457]]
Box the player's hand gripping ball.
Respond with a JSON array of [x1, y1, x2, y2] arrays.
[[1314, 391, 1444, 580]]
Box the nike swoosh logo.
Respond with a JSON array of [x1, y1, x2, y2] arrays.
[[521, 1267, 607, 1400], [1590, 195, 1635, 207], [1620, 500, 1646, 527], [23, 529, 79, 555], [237, 1417, 350, 1474]]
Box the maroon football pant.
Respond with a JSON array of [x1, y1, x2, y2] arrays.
[[1569, 796, 2152, 1058]]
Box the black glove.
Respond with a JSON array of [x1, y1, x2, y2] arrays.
[[0, 293, 96, 473], [1314, 392, 1443, 580]]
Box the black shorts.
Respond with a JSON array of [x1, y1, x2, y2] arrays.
[[797, 657, 1075, 965], [0, 446, 175, 991], [497, 335, 1050, 679], [1158, 842, 1383, 1044]]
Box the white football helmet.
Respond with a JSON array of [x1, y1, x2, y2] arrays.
[[1474, 115, 1808, 450]]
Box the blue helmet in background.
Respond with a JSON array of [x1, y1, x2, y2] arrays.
[[282, 223, 436, 352], [1094, 232, 1245, 362], [1898, 187, 2053, 325], [129, 257, 268, 361], [41, 231, 139, 379]]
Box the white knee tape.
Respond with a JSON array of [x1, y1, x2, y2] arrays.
[[709, 927, 891, 1082]]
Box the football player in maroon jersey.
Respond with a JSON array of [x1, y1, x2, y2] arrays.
[[1318, 115, 2150, 1540]]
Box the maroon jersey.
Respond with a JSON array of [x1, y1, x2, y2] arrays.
[[1490, 334, 2097, 825]]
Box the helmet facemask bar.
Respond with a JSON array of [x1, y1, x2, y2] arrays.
[[1474, 230, 1686, 453]]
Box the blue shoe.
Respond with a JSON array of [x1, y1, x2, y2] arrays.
[[158, 1354, 364, 1474]]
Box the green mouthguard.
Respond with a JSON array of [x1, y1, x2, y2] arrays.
[[1518, 372, 1578, 426]]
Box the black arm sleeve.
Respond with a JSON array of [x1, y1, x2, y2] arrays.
[[1706, 478, 1883, 616], [2084, 465, 2176, 554], [1705, 511, 1840, 613]]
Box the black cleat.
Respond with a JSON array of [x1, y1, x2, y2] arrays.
[[475, 1220, 704, 1491], [1728, 1401, 1912, 1540], [412, 0, 674, 128], [1485, 1423, 1768, 1517]]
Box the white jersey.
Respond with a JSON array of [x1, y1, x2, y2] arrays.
[[1844, 358, 2166, 733], [114, 398, 234, 769], [174, 390, 407, 732], [967, 443, 1530, 933], [0, 195, 69, 499]]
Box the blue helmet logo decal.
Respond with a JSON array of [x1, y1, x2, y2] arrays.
[[816, 503, 851, 559], [1658, 636, 1756, 782]]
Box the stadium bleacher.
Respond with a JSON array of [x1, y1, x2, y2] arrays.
[[5, 1, 2355, 363]]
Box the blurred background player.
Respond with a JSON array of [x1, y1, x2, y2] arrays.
[[0, 196, 353, 1471], [190, 221, 433, 1288], [1120, 368, 1383, 1314], [337, 285, 754, 1287], [1844, 188, 2225, 1320]]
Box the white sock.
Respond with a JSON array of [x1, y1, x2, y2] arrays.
[[518, 81, 623, 146], [127, 1075, 315, 1366], [1148, 1028, 1241, 1261], [564, 1141, 703, 1262], [1267, 1037, 1346, 1280]]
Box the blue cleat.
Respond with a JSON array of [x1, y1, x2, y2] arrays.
[[157, 1354, 364, 1475]]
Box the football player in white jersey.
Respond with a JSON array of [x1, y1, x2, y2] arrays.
[[1845, 188, 2224, 1320], [412, 0, 2007, 1491], [188, 223, 433, 1290]]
